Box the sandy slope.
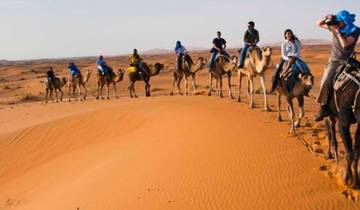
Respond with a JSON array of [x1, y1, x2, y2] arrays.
[[0, 96, 359, 210]]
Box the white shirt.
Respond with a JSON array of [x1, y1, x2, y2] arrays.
[[281, 39, 301, 61]]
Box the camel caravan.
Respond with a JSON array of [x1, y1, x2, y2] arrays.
[[41, 11, 360, 189]]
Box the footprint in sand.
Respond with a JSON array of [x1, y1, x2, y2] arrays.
[[342, 189, 360, 202]]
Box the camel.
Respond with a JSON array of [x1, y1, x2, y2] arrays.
[[128, 62, 164, 98], [45, 75, 67, 103], [170, 55, 207, 96], [68, 70, 92, 101], [96, 69, 124, 100], [274, 62, 314, 135], [325, 55, 360, 189], [208, 55, 238, 99], [237, 47, 273, 111]]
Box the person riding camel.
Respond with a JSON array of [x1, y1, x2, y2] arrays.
[[97, 55, 113, 81], [46, 66, 55, 83], [68, 62, 81, 78], [129, 49, 144, 73], [314, 10, 360, 122], [238, 21, 260, 68], [174, 41, 189, 71], [209, 31, 230, 70], [271, 29, 310, 93]]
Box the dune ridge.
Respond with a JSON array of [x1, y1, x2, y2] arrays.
[[0, 96, 360, 210]]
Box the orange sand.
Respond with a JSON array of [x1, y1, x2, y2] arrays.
[[0, 45, 360, 209]]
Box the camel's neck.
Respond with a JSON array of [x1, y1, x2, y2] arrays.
[[112, 72, 123, 83], [251, 53, 268, 73], [83, 72, 91, 83]]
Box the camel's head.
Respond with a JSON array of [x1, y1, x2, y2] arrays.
[[261, 47, 272, 67], [261, 47, 272, 56], [117, 69, 125, 81], [154, 63, 164, 72], [60, 77, 68, 87], [230, 56, 238, 71], [196, 57, 208, 70], [299, 73, 314, 93]]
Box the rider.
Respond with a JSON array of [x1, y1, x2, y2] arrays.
[[238, 21, 260, 68], [97, 55, 110, 78], [68, 62, 81, 78], [47, 66, 55, 83], [174, 41, 189, 70], [129, 49, 144, 72], [314, 10, 360, 121], [271, 29, 310, 92], [209, 31, 230, 69]]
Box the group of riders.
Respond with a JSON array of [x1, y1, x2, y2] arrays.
[[47, 10, 360, 122]]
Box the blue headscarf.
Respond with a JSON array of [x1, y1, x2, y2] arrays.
[[336, 10, 357, 36]]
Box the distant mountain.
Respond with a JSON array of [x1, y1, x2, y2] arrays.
[[264, 39, 331, 47], [142, 49, 173, 55]]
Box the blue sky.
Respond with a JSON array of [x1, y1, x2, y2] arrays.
[[0, 0, 359, 60]]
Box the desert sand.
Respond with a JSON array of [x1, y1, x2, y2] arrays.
[[1, 45, 360, 210]]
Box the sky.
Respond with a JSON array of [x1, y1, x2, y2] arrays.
[[0, 0, 359, 60]]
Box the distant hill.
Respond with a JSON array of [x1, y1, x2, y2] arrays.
[[142, 49, 173, 55], [264, 39, 331, 47]]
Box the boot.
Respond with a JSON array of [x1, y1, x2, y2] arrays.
[[314, 105, 329, 122]]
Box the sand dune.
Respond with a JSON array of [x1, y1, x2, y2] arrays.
[[0, 96, 359, 210], [1, 45, 360, 209]]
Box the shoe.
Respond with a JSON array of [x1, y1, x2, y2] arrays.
[[314, 105, 329, 122]]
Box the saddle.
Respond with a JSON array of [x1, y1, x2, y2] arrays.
[[238, 46, 262, 60], [333, 54, 360, 92]]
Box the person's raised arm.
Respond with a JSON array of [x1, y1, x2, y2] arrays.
[[333, 26, 356, 48], [317, 15, 331, 30]]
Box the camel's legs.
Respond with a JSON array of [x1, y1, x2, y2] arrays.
[[83, 84, 88, 100], [59, 88, 63, 102], [237, 71, 242, 102], [325, 118, 339, 163], [286, 97, 296, 135], [184, 75, 188, 96], [129, 82, 133, 98], [227, 72, 233, 99], [353, 126, 360, 188], [106, 84, 110, 100], [113, 83, 118, 99], [208, 73, 213, 96], [99, 85, 104, 100], [49, 89, 54, 102], [260, 74, 270, 111], [68, 84, 72, 102], [248, 78, 254, 109], [45, 88, 49, 103], [96, 83, 101, 100], [191, 74, 197, 95], [54, 89, 59, 103], [339, 122, 354, 186], [145, 82, 151, 97], [78, 84, 82, 101], [170, 74, 176, 96], [133, 83, 138, 98], [215, 78, 219, 96], [177, 76, 183, 95], [219, 75, 223, 98], [295, 96, 305, 127], [277, 93, 282, 122]]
